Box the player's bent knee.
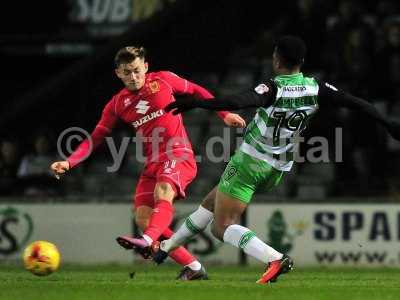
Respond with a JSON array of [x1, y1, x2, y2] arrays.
[[212, 216, 237, 240], [211, 222, 227, 241]]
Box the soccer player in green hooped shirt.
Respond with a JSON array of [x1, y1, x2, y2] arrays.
[[151, 36, 400, 283]]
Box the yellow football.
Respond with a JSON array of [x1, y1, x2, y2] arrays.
[[23, 241, 61, 276]]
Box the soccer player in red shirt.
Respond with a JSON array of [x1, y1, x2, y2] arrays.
[[50, 46, 245, 280]]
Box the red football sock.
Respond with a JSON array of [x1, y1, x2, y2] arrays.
[[144, 200, 174, 241], [161, 228, 196, 266]]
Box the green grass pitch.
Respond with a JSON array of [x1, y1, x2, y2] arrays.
[[1, 263, 400, 300]]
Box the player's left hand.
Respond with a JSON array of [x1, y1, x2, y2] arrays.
[[165, 98, 197, 115], [50, 161, 70, 180], [223, 113, 246, 128]]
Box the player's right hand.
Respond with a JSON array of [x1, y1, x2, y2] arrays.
[[50, 161, 70, 180]]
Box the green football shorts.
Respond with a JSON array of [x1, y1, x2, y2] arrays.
[[217, 150, 285, 203]]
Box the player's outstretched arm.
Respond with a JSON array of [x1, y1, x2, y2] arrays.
[[159, 71, 245, 126], [165, 81, 277, 115], [187, 82, 247, 127], [50, 99, 118, 178], [319, 82, 400, 141], [49, 125, 110, 179]]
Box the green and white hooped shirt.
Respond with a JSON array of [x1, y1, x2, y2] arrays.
[[240, 73, 319, 171]]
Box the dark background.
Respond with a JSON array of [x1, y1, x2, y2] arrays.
[[1, 0, 399, 199]]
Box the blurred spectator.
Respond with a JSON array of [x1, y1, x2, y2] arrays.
[[17, 132, 61, 196], [326, 0, 372, 37], [376, 17, 400, 108], [376, 1, 400, 24], [288, 0, 331, 70], [314, 2, 390, 195], [324, 0, 373, 80], [341, 26, 376, 93], [377, 16, 400, 182], [0, 139, 21, 196]]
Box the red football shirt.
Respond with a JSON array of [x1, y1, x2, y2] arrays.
[[67, 71, 229, 168]]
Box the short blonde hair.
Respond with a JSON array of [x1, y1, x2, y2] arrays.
[[114, 46, 146, 68]]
